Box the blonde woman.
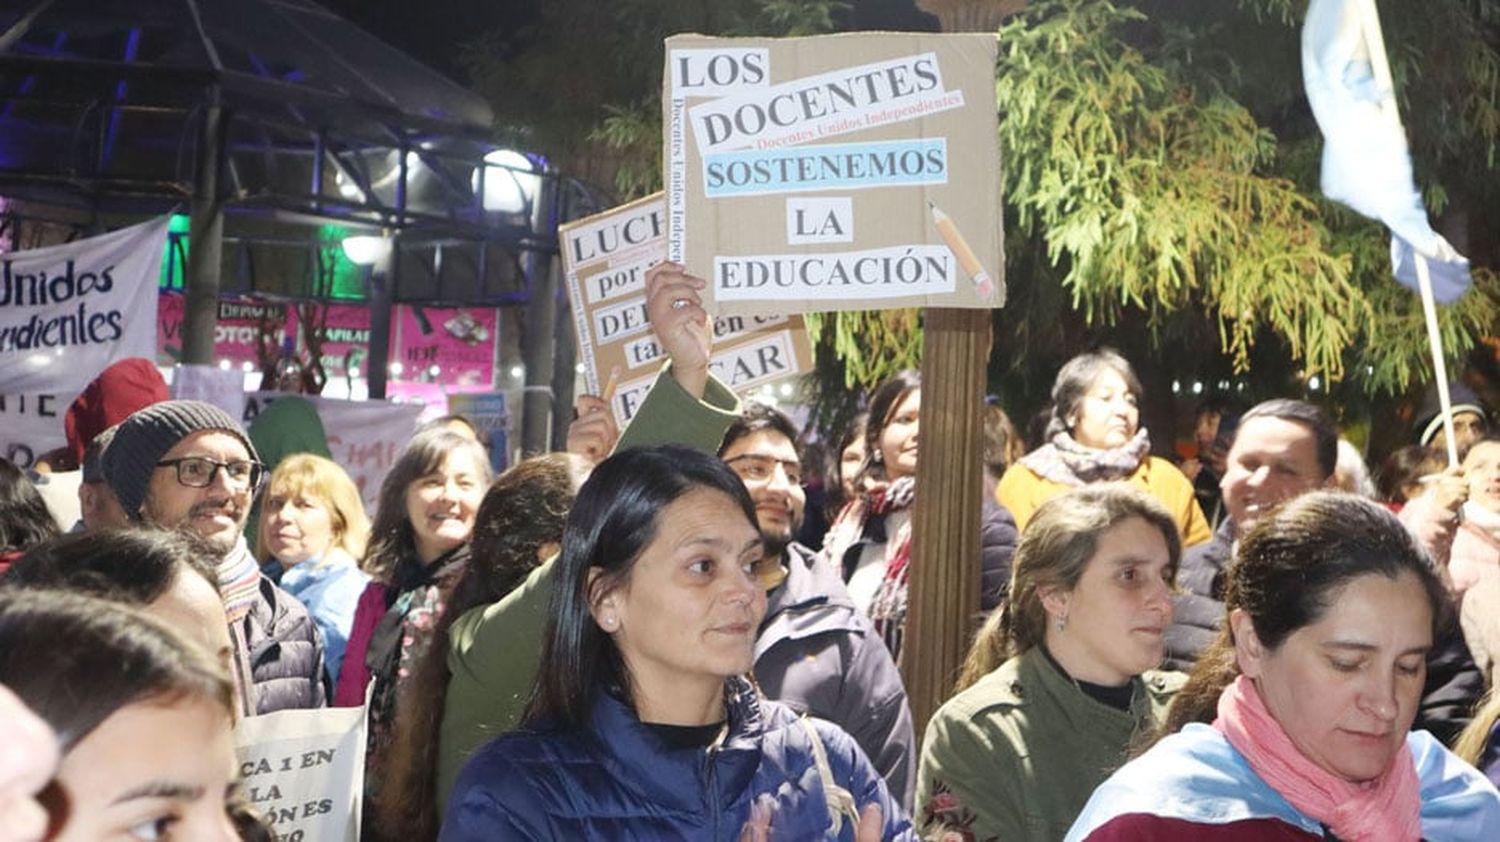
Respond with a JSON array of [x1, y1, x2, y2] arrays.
[[256, 453, 372, 684], [1454, 688, 1500, 791]]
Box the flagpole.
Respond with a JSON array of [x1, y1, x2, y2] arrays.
[[1353, 0, 1460, 466], [1416, 254, 1461, 467]]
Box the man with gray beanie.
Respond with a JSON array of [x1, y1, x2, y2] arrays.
[[104, 399, 327, 715]]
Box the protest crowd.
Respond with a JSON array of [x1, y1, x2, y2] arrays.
[[0, 257, 1499, 842]]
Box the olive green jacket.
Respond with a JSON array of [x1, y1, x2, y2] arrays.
[[914, 647, 1184, 842], [433, 365, 741, 811]]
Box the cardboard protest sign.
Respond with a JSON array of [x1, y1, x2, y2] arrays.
[[664, 33, 1004, 315], [234, 705, 366, 842], [561, 193, 814, 424], [0, 217, 165, 393], [243, 393, 421, 510]]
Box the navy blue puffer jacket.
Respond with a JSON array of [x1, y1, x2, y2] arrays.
[[440, 676, 915, 841]]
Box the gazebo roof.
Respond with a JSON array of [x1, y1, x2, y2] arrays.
[[0, 0, 571, 304], [0, 0, 494, 137]]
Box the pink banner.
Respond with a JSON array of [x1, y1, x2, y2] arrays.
[[393, 306, 496, 388], [156, 293, 294, 369], [312, 304, 373, 379]]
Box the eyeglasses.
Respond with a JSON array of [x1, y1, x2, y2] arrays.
[[155, 457, 266, 489], [724, 453, 803, 486]]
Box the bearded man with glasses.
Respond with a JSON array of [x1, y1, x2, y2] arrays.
[[103, 399, 327, 715]]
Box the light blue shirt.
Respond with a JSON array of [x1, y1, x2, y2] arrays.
[[1067, 723, 1500, 841], [276, 550, 370, 686]]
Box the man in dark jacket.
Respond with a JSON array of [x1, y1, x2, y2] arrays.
[[718, 405, 917, 808], [104, 399, 327, 715], [1163, 398, 1483, 743]]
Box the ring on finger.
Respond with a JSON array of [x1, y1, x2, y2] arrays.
[[671, 298, 690, 310]]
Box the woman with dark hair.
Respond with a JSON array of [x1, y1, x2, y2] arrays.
[[378, 452, 589, 840], [1375, 444, 1446, 508], [916, 484, 1185, 841], [0, 459, 60, 573], [998, 349, 1210, 546], [1068, 492, 1500, 841], [0, 588, 241, 840], [333, 429, 491, 822], [821, 371, 1018, 662], [831, 412, 870, 512], [441, 444, 912, 840], [5, 527, 238, 699]]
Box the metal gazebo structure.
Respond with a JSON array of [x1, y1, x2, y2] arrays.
[[0, 0, 605, 447]]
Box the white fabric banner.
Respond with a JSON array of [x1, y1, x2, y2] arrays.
[[243, 393, 422, 510], [0, 217, 167, 393], [234, 705, 366, 842], [0, 392, 73, 468], [172, 363, 248, 418]]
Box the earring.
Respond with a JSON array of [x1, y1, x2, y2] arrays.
[[871, 450, 883, 464], [1055, 614, 1067, 633], [600, 615, 617, 631]]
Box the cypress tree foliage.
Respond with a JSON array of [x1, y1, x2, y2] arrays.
[[994, 0, 1498, 398], [464, 0, 1500, 430]]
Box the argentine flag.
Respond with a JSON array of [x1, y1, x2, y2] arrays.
[[1302, 0, 1471, 303]]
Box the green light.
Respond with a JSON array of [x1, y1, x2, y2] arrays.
[[158, 213, 190, 289], [316, 224, 366, 301]]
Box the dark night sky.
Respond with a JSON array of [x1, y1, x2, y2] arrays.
[[319, 0, 938, 86]]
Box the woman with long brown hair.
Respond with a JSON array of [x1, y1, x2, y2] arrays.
[[916, 483, 1184, 841]]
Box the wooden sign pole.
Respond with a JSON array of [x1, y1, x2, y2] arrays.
[[906, 307, 993, 733], [904, 0, 1015, 739]]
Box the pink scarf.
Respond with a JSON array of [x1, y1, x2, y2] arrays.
[[1213, 674, 1422, 841]]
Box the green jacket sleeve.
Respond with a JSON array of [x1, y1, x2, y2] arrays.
[[616, 362, 741, 452], [435, 558, 555, 812]]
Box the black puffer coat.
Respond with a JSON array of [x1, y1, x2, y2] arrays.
[[245, 573, 328, 713]]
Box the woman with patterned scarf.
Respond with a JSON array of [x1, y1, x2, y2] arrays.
[[821, 370, 1017, 663], [998, 349, 1211, 547]]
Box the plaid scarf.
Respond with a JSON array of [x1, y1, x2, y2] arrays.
[[826, 476, 917, 663], [1017, 428, 1151, 487]]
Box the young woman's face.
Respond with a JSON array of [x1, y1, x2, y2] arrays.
[[1463, 441, 1500, 514], [878, 390, 921, 480], [261, 484, 338, 566], [405, 449, 488, 564], [1044, 515, 1174, 686], [596, 488, 767, 709], [1234, 571, 1432, 784], [47, 695, 237, 842], [1070, 368, 1139, 450]]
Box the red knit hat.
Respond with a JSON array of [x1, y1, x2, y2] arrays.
[[63, 357, 170, 466]]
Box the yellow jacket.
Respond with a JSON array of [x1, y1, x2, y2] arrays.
[[996, 456, 1211, 547]]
